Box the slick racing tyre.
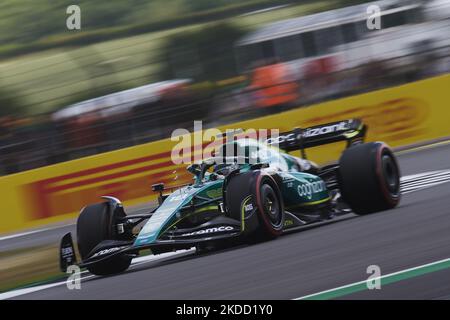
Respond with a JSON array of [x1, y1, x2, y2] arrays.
[[338, 142, 401, 215], [225, 171, 284, 240], [77, 203, 132, 275]]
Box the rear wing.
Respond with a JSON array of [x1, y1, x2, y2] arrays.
[[266, 119, 367, 154]]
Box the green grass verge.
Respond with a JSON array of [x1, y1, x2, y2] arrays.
[[0, 245, 64, 293]]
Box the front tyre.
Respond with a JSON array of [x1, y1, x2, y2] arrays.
[[77, 203, 132, 276], [338, 142, 401, 215], [225, 171, 284, 240], [255, 178, 284, 239]]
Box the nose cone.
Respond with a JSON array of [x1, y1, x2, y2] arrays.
[[133, 187, 193, 246]]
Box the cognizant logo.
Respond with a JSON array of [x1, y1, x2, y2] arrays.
[[303, 121, 350, 138], [297, 181, 326, 200]]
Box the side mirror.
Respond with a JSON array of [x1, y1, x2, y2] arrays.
[[187, 164, 201, 175], [250, 163, 269, 170], [209, 173, 219, 181], [152, 183, 165, 192], [152, 183, 166, 205]]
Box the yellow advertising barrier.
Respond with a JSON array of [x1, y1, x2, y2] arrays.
[[1, 74, 449, 234]]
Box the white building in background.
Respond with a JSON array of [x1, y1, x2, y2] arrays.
[[235, 0, 450, 77], [52, 79, 191, 121]]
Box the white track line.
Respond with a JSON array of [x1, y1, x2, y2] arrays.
[[401, 172, 450, 183], [397, 139, 450, 155], [402, 177, 450, 187], [401, 170, 450, 181], [293, 257, 450, 300], [402, 176, 450, 187], [402, 183, 450, 194], [400, 169, 450, 193], [400, 170, 447, 181], [0, 276, 96, 300], [402, 180, 450, 190], [0, 225, 73, 241]]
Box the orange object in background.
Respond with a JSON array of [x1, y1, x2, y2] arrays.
[[249, 62, 299, 108], [303, 55, 339, 79]]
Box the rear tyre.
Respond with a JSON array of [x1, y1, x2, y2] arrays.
[[338, 142, 401, 215], [77, 203, 131, 275], [225, 171, 284, 240]]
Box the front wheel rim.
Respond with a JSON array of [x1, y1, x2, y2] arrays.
[[262, 186, 282, 226]]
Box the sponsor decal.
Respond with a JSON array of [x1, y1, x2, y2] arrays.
[[281, 175, 295, 182], [181, 226, 234, 237], [240, 195, 253, 231], [297, 181, 326, 200], [244, 203, 254, 212], [91, 246, 127, 258], [168, 193, 189, 202], [265, 121, 351, 146], [61, 246, 73, 257], [265, 132, 298, 146], [302, 121, 350, 138], [284, 219, 294, 227], [241, 195, 254, 220]]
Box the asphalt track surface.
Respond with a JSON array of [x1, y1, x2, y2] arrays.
[[2, 142, 450, 299]]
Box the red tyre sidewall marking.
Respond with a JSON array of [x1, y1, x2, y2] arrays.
[[255, 174, 282, 236], [375, 143, 399, 206]]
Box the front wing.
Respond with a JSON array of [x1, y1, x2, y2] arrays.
[[59, 218, 242, 271]]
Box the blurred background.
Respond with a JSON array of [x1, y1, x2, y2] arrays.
[[1, 0, 450, 294], [1, 0, 449, 176]]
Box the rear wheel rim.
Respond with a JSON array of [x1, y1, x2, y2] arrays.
[[381, 153, 399, 194]]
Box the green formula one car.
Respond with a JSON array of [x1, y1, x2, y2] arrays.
[[59, 119, 401, 275]]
